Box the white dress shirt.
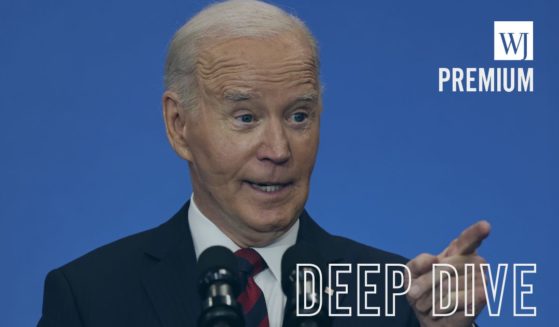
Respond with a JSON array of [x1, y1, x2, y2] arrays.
[[188, 195, 299, 327]]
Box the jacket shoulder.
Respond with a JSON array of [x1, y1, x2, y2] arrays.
[[56, 203, 189, 279], [39, 204, 190, 326], [59, 225, 158, 277]]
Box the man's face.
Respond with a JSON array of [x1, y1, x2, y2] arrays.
[[180, 34, 320, 246]]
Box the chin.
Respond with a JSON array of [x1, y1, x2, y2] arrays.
[[243, 205, 300, 232]]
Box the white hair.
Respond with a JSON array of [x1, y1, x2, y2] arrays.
[[164, 0, 319, 109]]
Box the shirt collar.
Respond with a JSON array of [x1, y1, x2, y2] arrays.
[[188, 194, 299, 281]]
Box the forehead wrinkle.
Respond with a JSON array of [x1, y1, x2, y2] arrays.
[[197, 45, 319, 98], [200, 64, 318, 94], [198, 50, 317, 80], [198, 56, 249, 82]]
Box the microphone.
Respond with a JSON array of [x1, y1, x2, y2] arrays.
[[197, 246, 244, 327], [281, 243, 331, 327]]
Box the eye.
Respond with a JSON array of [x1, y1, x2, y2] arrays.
[[290, 112, 308, 123], [236, 114, 255, 123]]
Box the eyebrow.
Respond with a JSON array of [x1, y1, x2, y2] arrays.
[[295, 92, 319, 103], [222, 90, 319, 103], [223, 90, 258, 102]]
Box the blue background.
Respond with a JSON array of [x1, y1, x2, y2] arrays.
[[1, 0, 557, 325]]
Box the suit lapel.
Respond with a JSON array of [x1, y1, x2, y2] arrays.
[[139, 205, 346, 327], [297, 210, 345, 264], [141, 201, 201, 327], [283, 210, 345, 326], [281, 210, 347, 323]]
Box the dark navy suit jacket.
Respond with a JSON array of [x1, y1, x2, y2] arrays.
[[38, 202, 419, 326]]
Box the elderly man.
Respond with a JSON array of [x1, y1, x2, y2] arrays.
[[38, 1, 489, 326]]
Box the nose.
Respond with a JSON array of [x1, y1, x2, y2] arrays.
[[256, 118, 291, 165]]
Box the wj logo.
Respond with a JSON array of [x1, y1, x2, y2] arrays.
[[494, 21, 533, 61]]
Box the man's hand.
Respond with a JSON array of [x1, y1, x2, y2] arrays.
[[406, 221, 491, 327]]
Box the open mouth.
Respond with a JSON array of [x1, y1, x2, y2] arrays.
[[245, 181, 293, 193]]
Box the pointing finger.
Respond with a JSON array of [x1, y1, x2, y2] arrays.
[[440, 221, 491, 258]]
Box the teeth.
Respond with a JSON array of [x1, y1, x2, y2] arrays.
[[251, 183, 284, 192]]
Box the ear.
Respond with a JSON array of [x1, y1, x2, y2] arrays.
[[162, 91, 193, 161]]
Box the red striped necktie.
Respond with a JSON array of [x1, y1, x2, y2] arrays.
[[235, 248, 270, 327]]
